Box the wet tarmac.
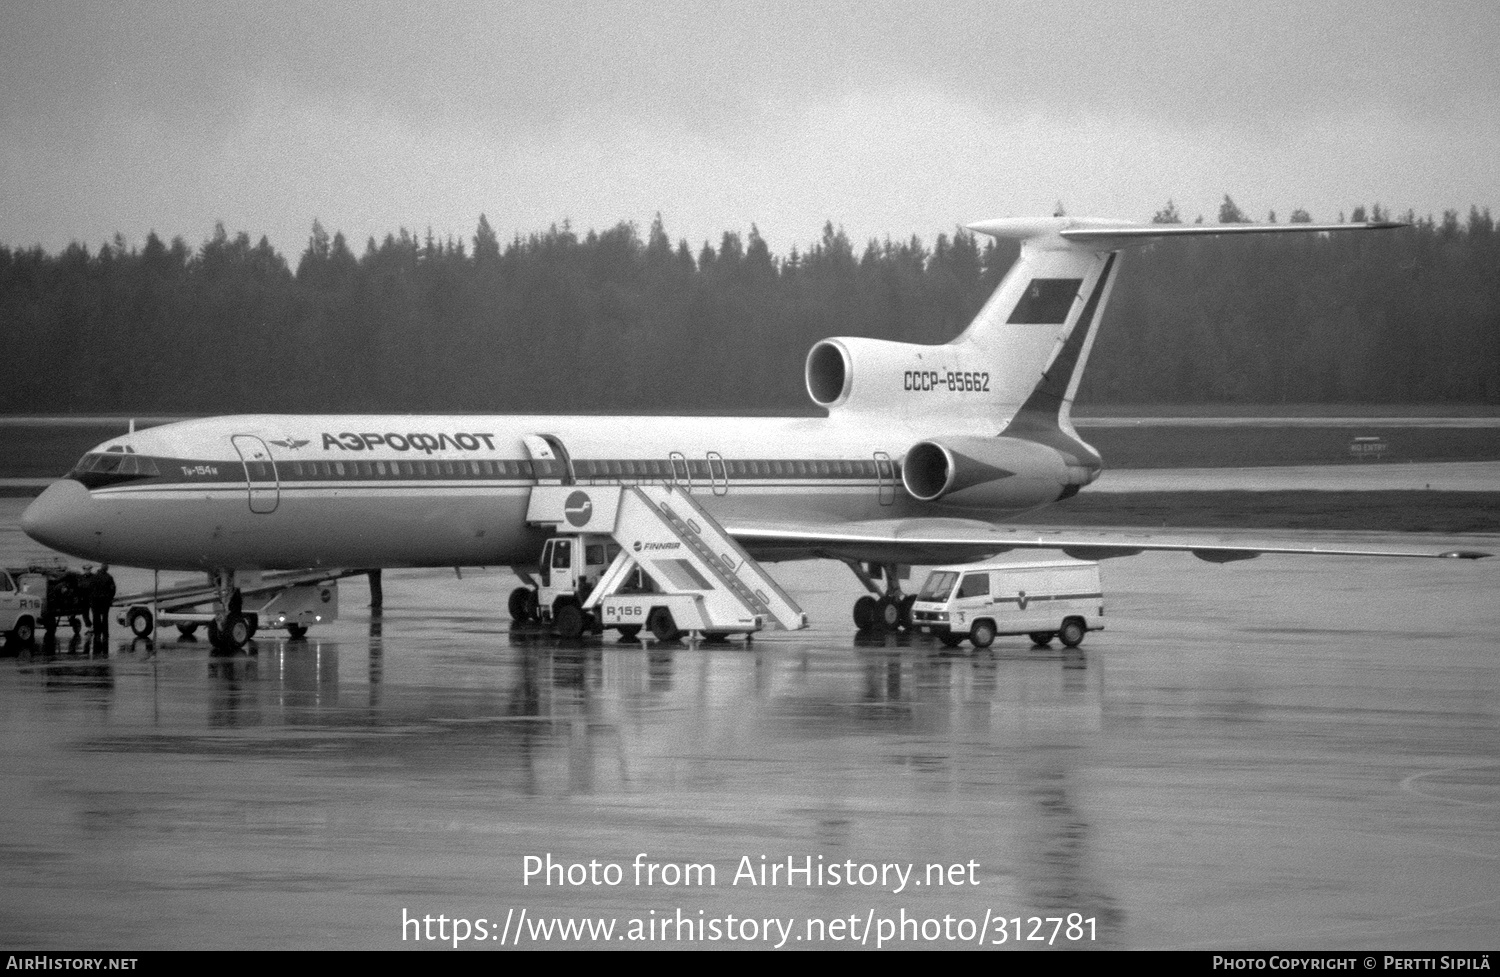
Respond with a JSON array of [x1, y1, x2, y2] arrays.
[[1, 498, 1497, 950]]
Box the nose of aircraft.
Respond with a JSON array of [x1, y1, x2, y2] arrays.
[[21, 479, 99, 559]]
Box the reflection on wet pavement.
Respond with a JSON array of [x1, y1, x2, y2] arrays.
[[1, 511, 1497, 949]]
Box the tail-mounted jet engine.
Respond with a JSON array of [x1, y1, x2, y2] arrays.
[[901, 436, 1097, 510], [806, 337, 1005, 414]]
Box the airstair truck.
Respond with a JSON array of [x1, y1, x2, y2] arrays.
[[522, 483, 806, 641]]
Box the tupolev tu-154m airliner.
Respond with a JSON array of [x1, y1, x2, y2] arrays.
[[20, 215, 1490, 646]]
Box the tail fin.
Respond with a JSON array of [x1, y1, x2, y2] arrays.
[[805, 216, 1404, 446], [962, 216, 1406, 452]]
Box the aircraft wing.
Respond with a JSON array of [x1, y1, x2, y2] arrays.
[[725, 517, 1492, 565]]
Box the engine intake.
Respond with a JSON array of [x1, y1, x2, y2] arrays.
[[805, 340, 851, 408]]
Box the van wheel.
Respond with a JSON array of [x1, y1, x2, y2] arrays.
[[1059, 619, 1086, 648], [969, 620, 996, 649], [12, 618, 36, 645], [128, 608, 154, 638], [1029, 632, 1054, 647], [852, 595, 878, 631]]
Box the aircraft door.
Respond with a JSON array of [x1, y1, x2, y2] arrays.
[[707, 452, 728, 496], [524, 434, 575, 485], [874, 451, 895, 506], [669, 451, 692, 492], [231, 435, 280, 514]]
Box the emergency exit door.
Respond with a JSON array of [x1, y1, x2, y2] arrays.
[[231, 435, 280, 514]]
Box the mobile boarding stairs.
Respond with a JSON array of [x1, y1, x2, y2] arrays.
[[526, 483, 807, 641]]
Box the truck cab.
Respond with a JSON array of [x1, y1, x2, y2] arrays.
[[0, 569, 45, 645], [521, 533, 621, 636]]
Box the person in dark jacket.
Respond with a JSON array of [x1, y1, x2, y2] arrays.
[[91, 564, 116, 642]]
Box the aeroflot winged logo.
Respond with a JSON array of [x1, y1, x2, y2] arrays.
[[564, 490, 593, 528], [268, 437, 309, 450]]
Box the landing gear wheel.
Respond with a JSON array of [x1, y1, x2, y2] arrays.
[[508, 586, 537, 622], [969, 620, 996, 649], [938, 631, 966, 648], [1029, 632, 1054, 647], [128, 607, 154, 638], [852, 595, 878, 631], [648, 608, 682, 642], [1059, 620, 1086, 648], [898, 594, 916, 629], [617, 625, 642, 641], [177, 624, 200, 638], [554, 602, 585, 639], [286, 624, 308, 639], [876, 595, 902, 631]]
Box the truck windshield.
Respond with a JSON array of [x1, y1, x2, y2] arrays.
[[917, 571, 959, 601]]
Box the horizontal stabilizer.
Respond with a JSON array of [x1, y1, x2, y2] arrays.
[[967, 216, 1407, 251]]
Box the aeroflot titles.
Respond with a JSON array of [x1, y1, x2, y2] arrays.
[[903, 371, 991, 392], [321, 432, 498, 453]]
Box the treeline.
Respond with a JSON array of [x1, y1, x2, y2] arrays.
[[1, 202, 1496, 414]]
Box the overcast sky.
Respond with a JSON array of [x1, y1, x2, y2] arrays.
[[3, 0, 1496, 259]]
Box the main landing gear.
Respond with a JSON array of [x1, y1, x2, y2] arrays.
[[846, 561, 915, 633]]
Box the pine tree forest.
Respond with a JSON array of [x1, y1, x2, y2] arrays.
[[2, 202, 1496, 414]]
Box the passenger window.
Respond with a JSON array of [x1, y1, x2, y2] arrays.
[[957, 574, 990, 598]]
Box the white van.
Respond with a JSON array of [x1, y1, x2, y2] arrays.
[[910, 558, 1103, 649]]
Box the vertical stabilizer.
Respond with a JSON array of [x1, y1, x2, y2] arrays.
[[962, 215, 1406, 450]]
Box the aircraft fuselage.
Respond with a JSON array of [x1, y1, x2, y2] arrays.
[[21, 411, 1075, 572]]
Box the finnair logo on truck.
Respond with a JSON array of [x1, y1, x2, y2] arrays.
[[564, 491, 593, 527]]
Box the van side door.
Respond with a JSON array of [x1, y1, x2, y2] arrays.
[[951, 571, 992, 629]]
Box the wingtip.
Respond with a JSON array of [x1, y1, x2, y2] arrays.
[[1438, 550, 1492, 559]]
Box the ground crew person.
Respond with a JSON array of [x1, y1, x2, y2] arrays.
[[78, 566, 96, 631], [91, 564, 116, 642]]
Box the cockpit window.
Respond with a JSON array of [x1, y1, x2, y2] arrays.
[[68, 452, 161, 483]]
